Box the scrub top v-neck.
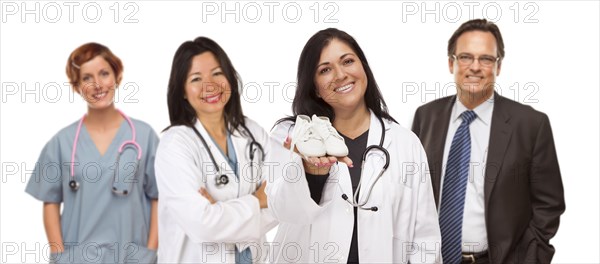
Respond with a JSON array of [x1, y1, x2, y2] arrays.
[[26, 117, 160, 263], [208, 130, 238, 178]]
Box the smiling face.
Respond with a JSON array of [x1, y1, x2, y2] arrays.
[[77, 55, 118, 110], [314, 38, 368, 113], [449, 30, 502, 108], [184, 52, 231, 118]]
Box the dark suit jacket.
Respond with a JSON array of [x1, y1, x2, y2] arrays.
[[412, 93, 565, 264]]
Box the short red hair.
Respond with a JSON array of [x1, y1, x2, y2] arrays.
[[66, 43, 123, 90]]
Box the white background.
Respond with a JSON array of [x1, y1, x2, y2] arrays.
[[1, 1, 598, 263]]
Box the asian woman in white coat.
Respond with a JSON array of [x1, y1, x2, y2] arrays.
[[268, 28, 442, 263], [155, 37, 277, 263]]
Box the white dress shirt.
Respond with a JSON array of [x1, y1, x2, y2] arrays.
[[440, 94, 494, 253]]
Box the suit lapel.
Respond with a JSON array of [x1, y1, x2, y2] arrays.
[[484, 94, 513, 209], [430, 96, 455, 206]]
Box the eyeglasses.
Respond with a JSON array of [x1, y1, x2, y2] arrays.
[[452, 53, 500, 67]]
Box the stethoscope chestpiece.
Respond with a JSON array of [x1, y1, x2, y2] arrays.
[[215, 174, 229, 187], [69, 180, 80, 191]]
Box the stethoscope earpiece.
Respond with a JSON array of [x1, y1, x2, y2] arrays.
[[342, 194, 379, 212], [112, 186, 129, 195]]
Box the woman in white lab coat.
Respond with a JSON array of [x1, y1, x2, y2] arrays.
[[155, 37, 277, 263], [268, 28, 442, 263]]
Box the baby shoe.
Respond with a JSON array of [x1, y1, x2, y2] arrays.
[[290, 115, 327, 158], [311, 115, 349, 157]]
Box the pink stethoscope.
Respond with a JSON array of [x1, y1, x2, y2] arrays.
[[69, 109, 142, 195]]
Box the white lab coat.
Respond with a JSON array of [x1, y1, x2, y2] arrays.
[[266, 111, 442, 263], [155, 118, 278, 263]]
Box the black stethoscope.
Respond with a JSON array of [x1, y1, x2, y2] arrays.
[[190, 122, 264, 188], [341, 115, 390, 212]]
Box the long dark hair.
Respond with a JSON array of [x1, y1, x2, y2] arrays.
[[277, 28, 396, 125], [165, 37, 245, 132]]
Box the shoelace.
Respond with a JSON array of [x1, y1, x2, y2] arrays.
[[315, 121, 340, 140], [290, 124, 320, 158]]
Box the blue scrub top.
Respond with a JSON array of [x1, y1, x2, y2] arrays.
[[208, 130, 238, 178], [25, 117, 159, 263]]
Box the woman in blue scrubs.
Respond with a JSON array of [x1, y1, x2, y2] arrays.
[[25, 43, 159, 263]]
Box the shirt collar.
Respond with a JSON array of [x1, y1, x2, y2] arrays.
[[451, 93, 494, 126]]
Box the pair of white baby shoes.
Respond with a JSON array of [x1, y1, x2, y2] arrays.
[[290, 114, 349, 158]]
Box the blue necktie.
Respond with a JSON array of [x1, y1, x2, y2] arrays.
[[439, 110, 477, 264]]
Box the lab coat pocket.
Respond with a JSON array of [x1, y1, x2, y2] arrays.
[[391, 236, 411, 264], [390, 185, 415, 264], [391, 183, 416, 264], [390, 183, 413, 238]]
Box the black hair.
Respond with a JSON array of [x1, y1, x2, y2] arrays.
[[277, 28, 396, 125], [165, 37, 245, 132]]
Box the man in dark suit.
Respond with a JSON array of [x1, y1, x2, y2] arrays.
[[412, 19, 565, 264]]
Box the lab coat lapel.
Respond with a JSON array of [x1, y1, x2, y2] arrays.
[[358, 111, 392, 203], [193, 120, 238, 194], [231, 127, 257, 195], [231, 126, 264, 254]]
